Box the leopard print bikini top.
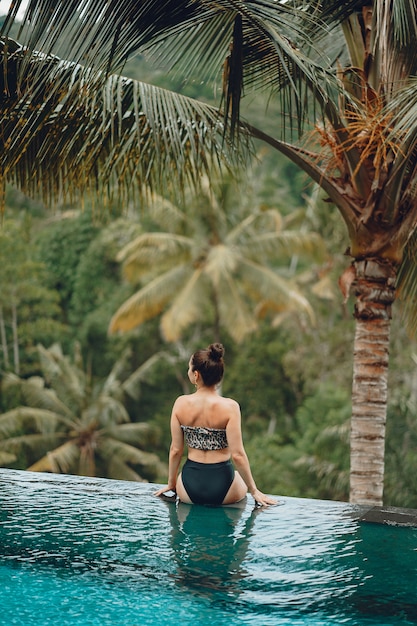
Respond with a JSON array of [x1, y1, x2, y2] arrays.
[[181, 425, 228, 450]]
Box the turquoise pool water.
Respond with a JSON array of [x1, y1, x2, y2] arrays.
[[0, 469, 416, 625]]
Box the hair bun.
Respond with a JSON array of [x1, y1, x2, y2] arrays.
[[208, 343, 224, 362]]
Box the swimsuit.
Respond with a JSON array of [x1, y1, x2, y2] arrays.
[[181, 425, 228, 451], [181, 459, 235, 505], [180, 425, 234, 504]]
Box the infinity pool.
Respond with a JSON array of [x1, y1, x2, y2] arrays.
[[0, 469, 416, 625]]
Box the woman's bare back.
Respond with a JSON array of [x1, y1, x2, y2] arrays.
[[174, 392, 238, 431]]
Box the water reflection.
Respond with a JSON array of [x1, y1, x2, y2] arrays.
[[1, 470, 417, 626], [167, 499, 260, 597], [349, 521, 417, 622]]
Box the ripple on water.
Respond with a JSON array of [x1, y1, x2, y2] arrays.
[[0, 469, 416, 626]]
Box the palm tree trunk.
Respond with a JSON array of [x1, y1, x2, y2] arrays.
[[11, 301, 19, 374], [0, 305, 10, 369], [350, 258, 397, 506]]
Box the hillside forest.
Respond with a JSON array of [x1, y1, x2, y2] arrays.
[[1, 44, 417, 508]]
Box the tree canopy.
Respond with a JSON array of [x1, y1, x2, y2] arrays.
[[109, 174, 325, 342], [2, 1, 417, 504]]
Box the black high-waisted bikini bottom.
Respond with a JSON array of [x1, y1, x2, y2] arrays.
[[181, 459, 235, 505]]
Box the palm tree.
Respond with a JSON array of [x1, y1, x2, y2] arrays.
[[109, 175, 325, 343], [0, 343, 165, 481], [0, 219, 66, 375], [2, 1, 417, 504], [0, 2, 244, 208]]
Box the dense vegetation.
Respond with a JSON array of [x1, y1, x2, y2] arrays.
[[1, 19, 417, 508], [1, 150, 416, 507]]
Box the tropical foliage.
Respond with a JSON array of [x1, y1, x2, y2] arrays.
[[2, 1, 417, 505], [0, 200, 416, 505], [109, 174, 325, 342], [35, 210, 144, 375], [0, 218, 68, 374], [244, 383, 351, 501], [0, 1, 244, 208], [0, 343, 166, 481]]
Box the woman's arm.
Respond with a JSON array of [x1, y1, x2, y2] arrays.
[[226, 401, 277, 506], [154, 398, 184, 497]]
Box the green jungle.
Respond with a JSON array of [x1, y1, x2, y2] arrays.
[[1, 8, 417, 508]]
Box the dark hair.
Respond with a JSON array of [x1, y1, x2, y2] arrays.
[[191, 343, 225, 387]]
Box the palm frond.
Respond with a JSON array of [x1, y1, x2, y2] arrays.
[[101, 347, 132, 395], [99, 437, 160, 467], [122, 353, 166, 400], [107, 422, 158, 446], [396, 234, 417, 335], [37, 344, 86, 414], [144, 0, 337, 132], [204, 243, 239, 289], [106, 458, 143, 482], [1, 40, 244, 207], [318, 1, 369, 24], [226, 210, 281, 244], [2, 372, 76, 422], [216, 272, 258, 342], [239, 258, 315, 322], [160, 268, 208, 342], [383, 79, 417, 222], [376, 0, 417, 86], [0, 0, 359, 209], [28, 440, 80, 473], [0, 432, 66, 451], [146, 194, 188, 231], [256, 231, 327, 262], [0, 407, 73, 437], [0, 451, 17, 465], [109, 264, 192, 333], [118, 232, 193, 282], [232, 213, 327, 263], [86, 395, 130, 427], [1, 1, 208, 77]]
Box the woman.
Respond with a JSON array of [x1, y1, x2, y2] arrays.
[[154, 343, 278, 507]]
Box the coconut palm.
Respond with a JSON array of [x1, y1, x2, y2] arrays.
[[109, 175, 325, 342], [0, 2, 245, 208], [2, 1, 417, 504], [0, 343, 165, 481]]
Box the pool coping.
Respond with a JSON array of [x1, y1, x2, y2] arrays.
[[1, 468, 416, 527], [350, 504, 417, 527]]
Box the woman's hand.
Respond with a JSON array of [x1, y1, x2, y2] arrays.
[[251, 488, 280, 507], [154, 485, 176, 498]]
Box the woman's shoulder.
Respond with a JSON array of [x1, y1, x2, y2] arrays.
[[217, 395, 240, 411], [173, 394, 191, 408], [173, 392, 239, 413], [221, 393, 239, 403]]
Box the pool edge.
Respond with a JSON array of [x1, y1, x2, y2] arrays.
[[1, 468, 417, 527], [351, 504, 417, 527]]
